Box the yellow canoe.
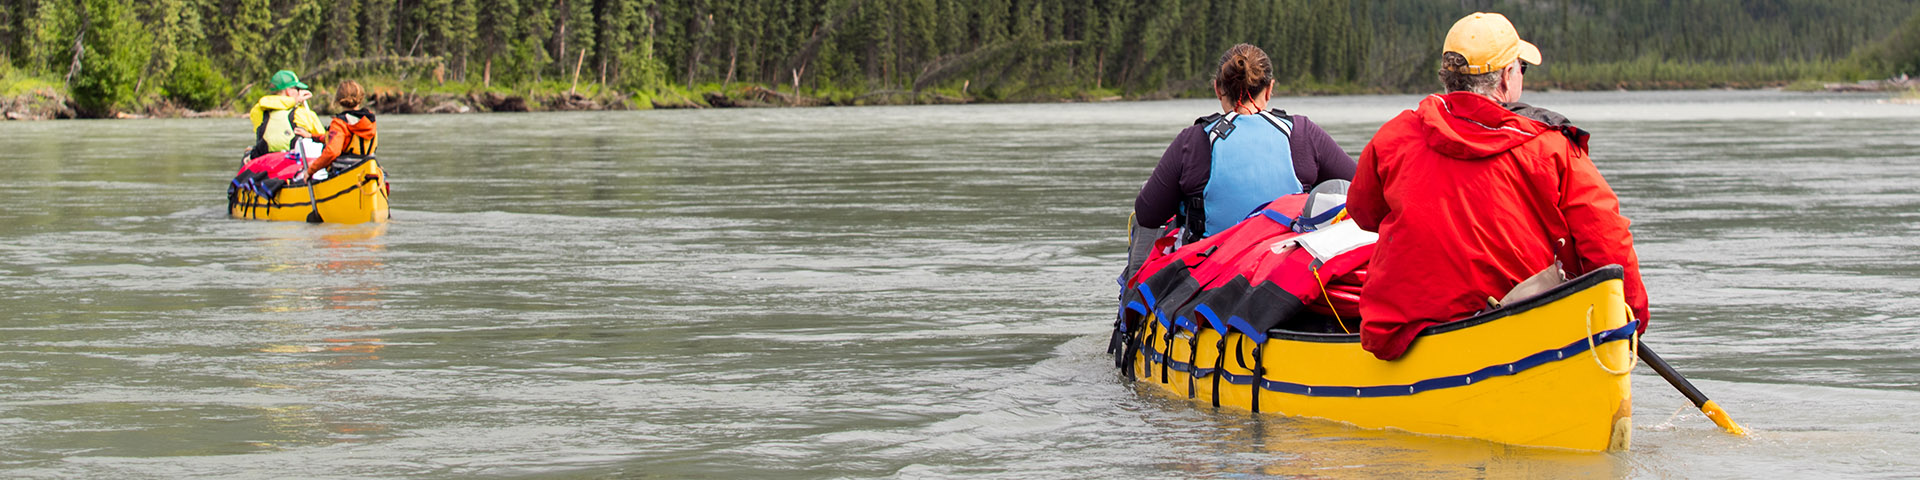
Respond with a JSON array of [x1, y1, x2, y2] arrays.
[[1114, 265, 1637, 451], [229, 158, 390, 224]]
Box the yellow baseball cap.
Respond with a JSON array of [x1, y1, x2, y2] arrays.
[[1443, 12, 1542, 75]]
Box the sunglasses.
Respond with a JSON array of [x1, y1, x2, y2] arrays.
[[1519, 62, 1534, 75]]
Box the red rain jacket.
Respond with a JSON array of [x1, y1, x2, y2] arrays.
[[1348, 92, 1649, 361], [1122, 194, 1367, 336]]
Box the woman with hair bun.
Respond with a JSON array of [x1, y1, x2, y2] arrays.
[[1129, 43, 1356, 250], [307, 80, 380, 180]]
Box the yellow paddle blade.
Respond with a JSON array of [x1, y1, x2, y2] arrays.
[[1702, 400, 1750, 436]]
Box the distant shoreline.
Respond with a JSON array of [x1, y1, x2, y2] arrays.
[[5, 79, 1914, 121]]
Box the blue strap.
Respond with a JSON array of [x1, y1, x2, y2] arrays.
[[1173, 315, 1200, 333], [1259, 209, 1297, 228], [1194, 304, 1228, 333], [1226, 315, 1269, 343], [1137, 283, 1176, 331]]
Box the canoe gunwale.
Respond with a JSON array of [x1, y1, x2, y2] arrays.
[[294, 156, 377, 189], [1263, 265, 1627, 343], [228, 175, 372, 209]]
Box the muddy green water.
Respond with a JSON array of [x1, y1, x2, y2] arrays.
[[1, 90, 1917, 478]]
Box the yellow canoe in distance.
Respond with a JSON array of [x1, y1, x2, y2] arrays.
[[229, 158, 391, 224], [1114, 265, 1637, 452]]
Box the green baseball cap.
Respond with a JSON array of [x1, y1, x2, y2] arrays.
[[269, 70, 309, 91]]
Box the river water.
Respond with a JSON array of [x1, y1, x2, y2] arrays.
[[0, 90, 1916, 478]]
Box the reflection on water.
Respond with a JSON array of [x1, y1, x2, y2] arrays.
[[0, 90, 1917, 478], [1151, 394, 1626, 479], [246, 224, 395, 452], [1150, 395, 1624, 479]]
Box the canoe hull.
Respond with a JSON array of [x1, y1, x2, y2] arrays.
[[229, 158, 390, 224], [1118, 267, 1635, 451]]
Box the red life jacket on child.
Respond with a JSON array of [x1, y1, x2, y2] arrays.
[[228, 151, 308, 203], [236, 151, 305, 180]]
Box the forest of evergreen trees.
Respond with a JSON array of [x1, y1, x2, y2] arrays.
[[2, 0, 1918, 116]]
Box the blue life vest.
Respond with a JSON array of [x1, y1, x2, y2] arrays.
[[1194, 111, 1300, 237]]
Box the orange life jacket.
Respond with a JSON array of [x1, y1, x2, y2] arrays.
[[311, 110, 379, 176]]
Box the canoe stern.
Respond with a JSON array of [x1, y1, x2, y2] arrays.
[[1123, 271, 1636, 451]]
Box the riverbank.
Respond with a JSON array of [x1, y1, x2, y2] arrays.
[[1890, 87, 1920, 104], [1, 87, 76, 120], [1815, 75, 1920, 93], [0, 81, 1133, 120], [5, 75, 1916, 121]]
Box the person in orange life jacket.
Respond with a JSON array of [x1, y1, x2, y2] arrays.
[[305, 80, 380, 180], [1347, 12, 1650, 361], [1124, 44, 1357, 281]]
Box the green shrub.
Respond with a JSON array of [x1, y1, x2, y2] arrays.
[[162, 53, 232, 110], [1848, 10, 1920, 78], [68, 0, 151, 116]]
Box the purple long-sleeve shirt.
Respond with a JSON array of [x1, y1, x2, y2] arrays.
[[1133, 113, 1355, 228]]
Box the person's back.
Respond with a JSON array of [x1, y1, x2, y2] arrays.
[[249, 94, 302, 156], [1194, 111, 1303, 235], [1347, 13, 1648, 360], [310, 80, 379, 178], [247, 70, 326, 159], [1128, 44, 1355, 277]]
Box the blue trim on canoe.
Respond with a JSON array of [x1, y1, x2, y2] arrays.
[[1141, 320, 1637, 398]]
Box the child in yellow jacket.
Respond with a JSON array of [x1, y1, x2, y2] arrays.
[[247, 70, 327, 158]]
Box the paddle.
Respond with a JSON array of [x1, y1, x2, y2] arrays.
[[1638, 344, 1749, 436], [293, 139, 324, 223]]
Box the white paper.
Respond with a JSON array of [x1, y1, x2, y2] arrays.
[[1294, 221, 1378, 263]]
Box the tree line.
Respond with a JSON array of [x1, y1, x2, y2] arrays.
[[1, 0, 1915, 116]]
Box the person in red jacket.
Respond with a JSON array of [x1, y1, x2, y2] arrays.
[[1347, 12, 1650, 360]]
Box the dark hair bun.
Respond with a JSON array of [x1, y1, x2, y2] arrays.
[[1215, 44, 1273, 107]]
